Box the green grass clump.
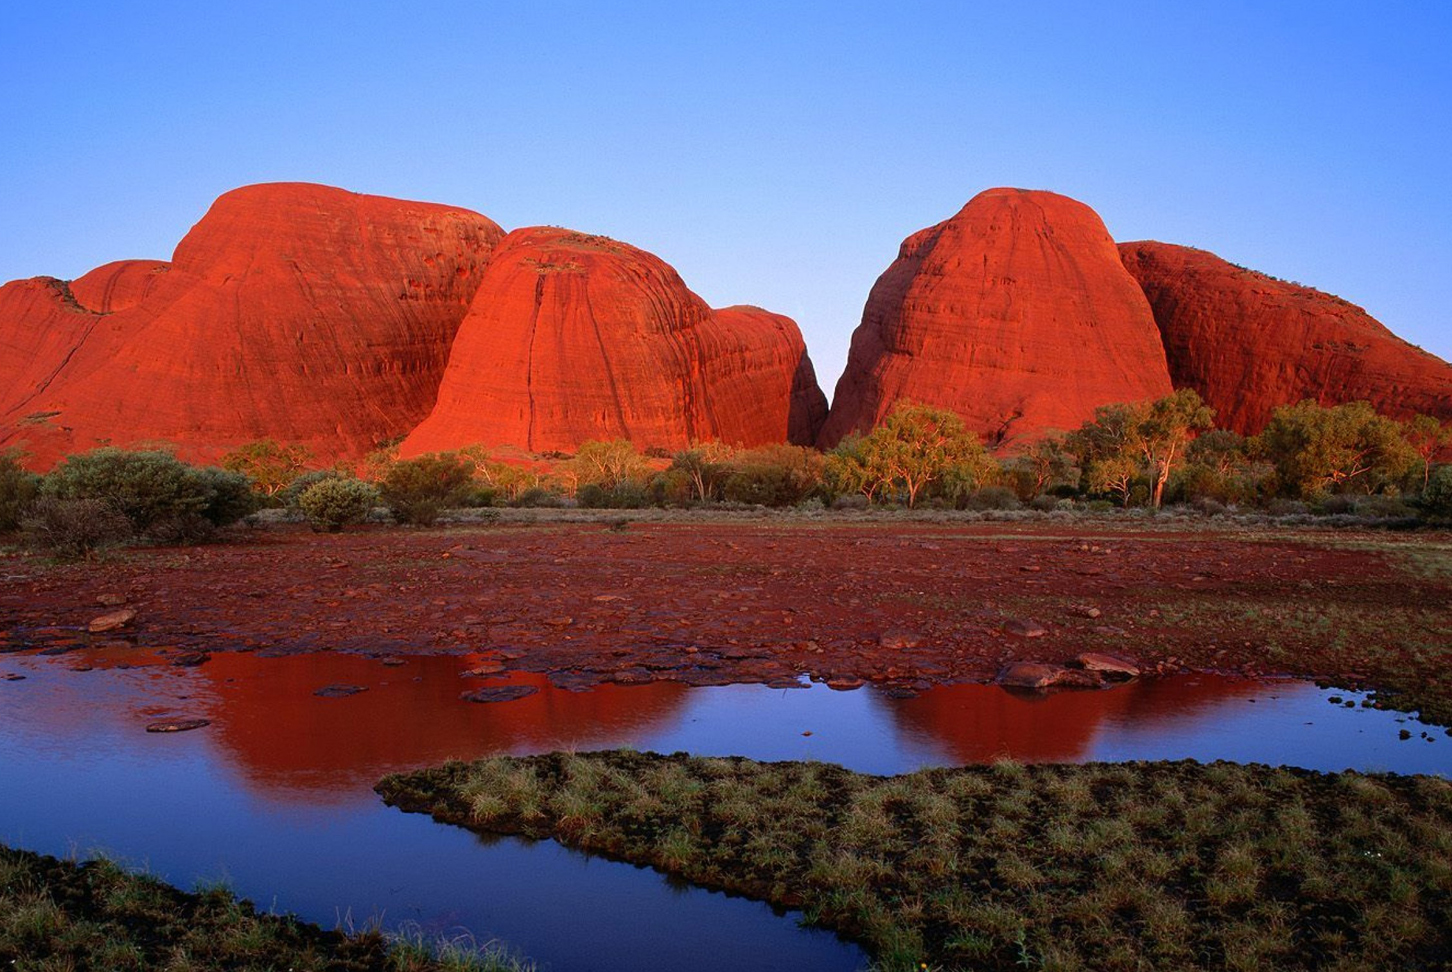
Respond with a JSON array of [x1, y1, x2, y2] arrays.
[[378, 751, 1452, 972], [0, 844, 532, 971]]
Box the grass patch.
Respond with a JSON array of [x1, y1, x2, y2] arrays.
[[378, 751, 1452, 972], [0, 845, 532, 971]]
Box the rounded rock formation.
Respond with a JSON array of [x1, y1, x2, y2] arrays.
[[1, 183, 505, 467], [1120, 241, 1452, 434], [819, 188, 1173, 449], [400, 227, 826, 456]]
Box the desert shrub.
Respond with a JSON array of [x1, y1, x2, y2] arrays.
[[296, 477, 378, 532], [41, 449, 255, 540], [1029, 494, 1060, 513], [645, 468, 695, 507], [0, 451, 41, 532], [511, 486, 567, 508], [22, 496, 133, 558], [379, 453, 475, 526], [1266, 498, 1309, 516], [577, 482, 649, 509], [960, 485, 1022, 511], [572, 440, 649, 491], [831, 493, 870, 511], [1422, 465, 1452, 519], [279, 469, 342, 510], [720, 445, 824, 507]]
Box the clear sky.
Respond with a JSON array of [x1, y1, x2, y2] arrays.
[[3, 1, 1448, 398]]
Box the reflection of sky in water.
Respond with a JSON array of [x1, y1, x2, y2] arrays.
[[0, 649, 1448, 971]]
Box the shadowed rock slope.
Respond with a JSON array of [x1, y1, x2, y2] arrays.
[[1120, 241, 1452, 434], [401, 227, 826, 456], [0, 183, 505, 467], [820, 188, 1173, 450]]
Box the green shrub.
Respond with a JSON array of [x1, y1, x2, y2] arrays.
[[379, 454, 475, 526], [0, 451, 41, 532], [577, 482, 649, 509], [959, 485, 1022, 511], [41, 449, 256, 541], [297, 478, 378, 532], [1421, 465, 1452, 519], [511, 486, 567, 508], [720, 445, 824, 507], [279, 469, 341, 510], [22, 496, 133, 558]]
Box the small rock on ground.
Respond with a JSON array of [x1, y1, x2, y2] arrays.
[[313, 683, 368, 698], [460, 685, 539, 703]]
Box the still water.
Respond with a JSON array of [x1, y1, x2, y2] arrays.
[[1, 648, 1447, 970]]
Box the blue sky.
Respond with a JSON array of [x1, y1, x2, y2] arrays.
[[3, 1, 1448, 396]]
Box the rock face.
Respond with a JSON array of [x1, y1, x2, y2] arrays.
[[820, 188, 1172, 449], [1120, 241, 1452, 433], [401, 227, 826, 456], [0, 183, 505, 467]]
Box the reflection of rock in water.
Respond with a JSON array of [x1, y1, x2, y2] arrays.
[[881, 676, 1259, 764], [194, 653, 690, 804]]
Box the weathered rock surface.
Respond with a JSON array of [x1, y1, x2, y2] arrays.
[[1120, 241, 1452, 433], [401, 227, 827, 456], [145, 718, 210, 733], [1072, 652, 1140, 679], [87, 609, 136, 633], [1, 183, 505, 467], [820, 188, 1172, 448]]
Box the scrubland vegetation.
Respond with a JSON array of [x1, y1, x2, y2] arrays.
[[2, 395, 1448, 557], [379, 750, 1452, 972], [0, 844, 531, 971]]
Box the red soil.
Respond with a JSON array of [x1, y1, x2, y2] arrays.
[[4, 519, 1444, 704]]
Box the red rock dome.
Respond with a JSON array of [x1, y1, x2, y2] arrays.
[[819, 188, 1173, 449], [0, 183, 504, 468], [400, 227, 826, 456], [1120, 241, 1452, 434]]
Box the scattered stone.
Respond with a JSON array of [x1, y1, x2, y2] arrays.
[[313, 683, 367, 698], [145, 718, 210, 733], [170, 652, 211, 668], [591, 595, 626, 602], [460, 685, 539, 703], [1073, 652, 1140, 679], [825, 677, 866, 691], [1, 673, 25, 681], [544, 617, 574, 628], [88, 609, 137, 633], [380, 656, 408, 667], [1003, 619, 1048, 638], [996, 662, 1067, 689], [460, 661, 506, 677], [37, 645, 73, 656], [96, 593, 129, 607], [878, 630, 923, 650], [1069, 605, 1102, 619]]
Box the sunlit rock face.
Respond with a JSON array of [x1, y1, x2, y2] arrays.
[[0, 183, 504, 468], [400, 226, 827, 456], [1120, 241, 1452, 434], [820, 188, 1172, 449]]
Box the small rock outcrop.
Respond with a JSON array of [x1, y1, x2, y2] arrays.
[[1120, 241, 1452, 433], [400, 227, 827, 456], [820, 188, 1173, 449], [1, 183, 505, 467]]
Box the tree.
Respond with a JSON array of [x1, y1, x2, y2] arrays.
[[720, 444, 825, 507], [1138, 389, 1215, 507], [221, 439, 314, 497], [1256, 400, 1418, 498], [1008, 435, 1075, 500], [1402, 414, 1451, 490], [852, 404, 991, 508], [571, 440, 649, 492], [669, 442, 735, 503]]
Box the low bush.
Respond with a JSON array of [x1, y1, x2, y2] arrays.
[[1423, 465, 1452, 519], [380, 454, 475, 526], [511, 486, 567, 508], [0, 451, 40, 532], [21, 497, 133, 558], [959, 486, 1021, 511], [39, 449, 255, 543], [296, 477, 378, 532]]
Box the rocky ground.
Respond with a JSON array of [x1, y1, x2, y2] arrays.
[[3, 512, 1449, 721]]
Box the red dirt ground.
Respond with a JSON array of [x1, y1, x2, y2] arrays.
[[4, 516, 1448, 714]]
